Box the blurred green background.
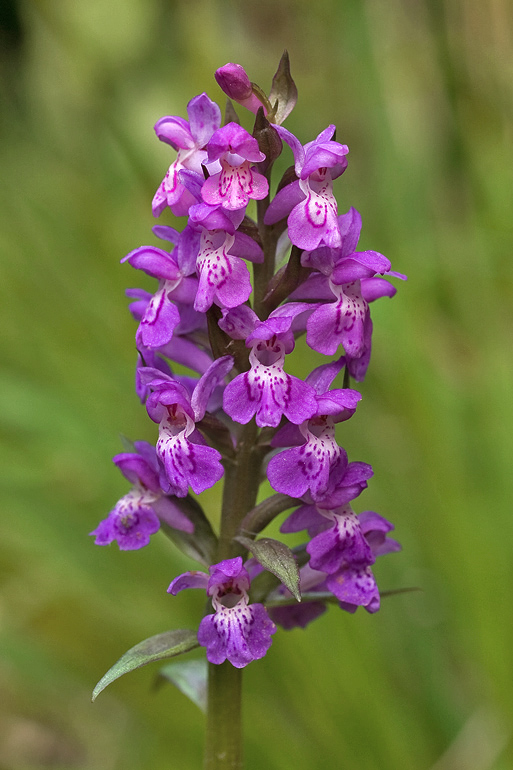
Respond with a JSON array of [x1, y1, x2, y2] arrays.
[[1, 0, 512, 768]]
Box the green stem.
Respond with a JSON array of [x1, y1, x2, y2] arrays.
[[203, 420, 261, 769], [204, 663, 243, 770], [217, 420, 260, 560]]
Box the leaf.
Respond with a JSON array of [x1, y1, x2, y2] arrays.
[[247, 565, 281, 603], [159, 495, 218, 566], [381, 586, 421, 598], [92, 629, 199, 701], [267, 591, 334, 607], [158, 659, 208, 713], [266, 587, 421, 607], [236, 535, 301, 602], [268, 50, 298, 125]]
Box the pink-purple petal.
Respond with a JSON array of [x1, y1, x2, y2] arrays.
[[198, 603, 276, 668], [187, 93, 222, 147], [136, 286, 181, 349], [167, 570, 209, 595], [361, 277, 397, 301], [191, 356, 233, 421], [327, 565, 378, 606], [154, 115, 193, 149], [263, 180, 304, 225]]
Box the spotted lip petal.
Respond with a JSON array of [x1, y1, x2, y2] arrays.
[[194, 231, 252, 312], [326, 564, 379, 609], [198, 603, 276, 668], [223, 340, 318, 428], [267, 420, 343, 500], [306, 507, 375, 574], [157, 425, 224, 497], [287, 176, 341, 251], [306, 281, 368, 358]]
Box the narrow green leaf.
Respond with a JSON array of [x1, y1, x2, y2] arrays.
[[158, 659, 208, 713], [381, 587, 421, 598], [92, 629, 199, 701], [236, 535, 301, 602], [160, 494, 217, 566], [266, 587, 421, 608]]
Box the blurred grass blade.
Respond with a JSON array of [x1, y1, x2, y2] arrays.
[[158, 659, 208, 713]]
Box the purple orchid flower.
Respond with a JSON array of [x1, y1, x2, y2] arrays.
[[201, 123, 269, 211], [282, 509, 399, 618], [152, 93, 222, 217], [90, 441, 194, 550], [142, 357, 233, 496], [302, 207, 395, 359], [305, 504, 375, 574], [326, 512, 400, 615], [270, 559, 380, 623], [168, 557, 276, 668], [160, 171, 264, 313], [264, 125, 348, 250], [127, 290, 213, 392], [122, 226, 199, 349], [221, 304, 319, 428], [267, 358, 361, 500], [194, 230, 253, 312]]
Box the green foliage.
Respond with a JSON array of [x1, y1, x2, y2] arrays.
[[159, 495, 218, 566], [158, 660, 208, 713], [236, 535, 301, 602], [92, 629, 200, 701]]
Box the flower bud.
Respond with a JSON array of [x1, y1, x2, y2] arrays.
[[215, 63, 253, 101], [215, 63, 269, 115]]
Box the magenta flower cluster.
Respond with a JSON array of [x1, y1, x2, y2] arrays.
[[91, 57, 404, 669]]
